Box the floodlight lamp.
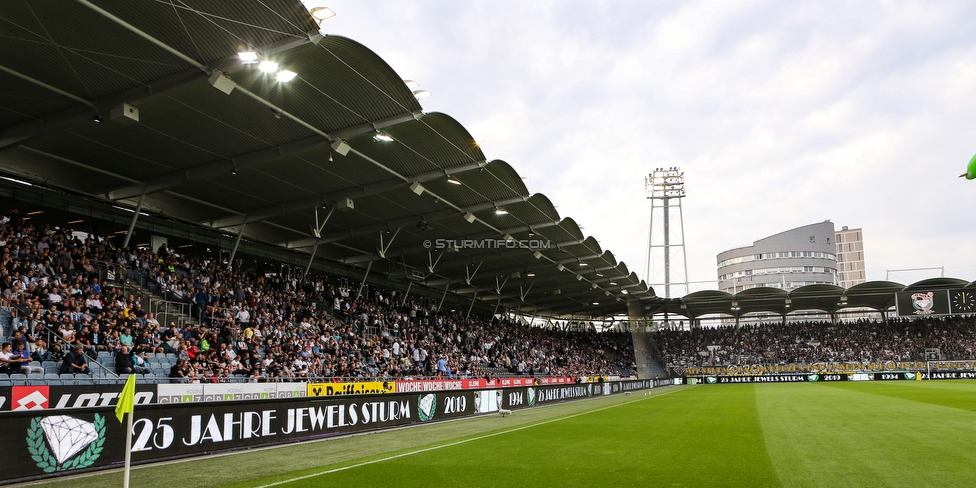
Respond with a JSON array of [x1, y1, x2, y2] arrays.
[[373, 131, 394, 142], [413, 90, 431, 99], [403, 79, 420, 88], [556, 264, 566, 272], [446, 176, 462, 185], [576, 274, 583, 281], [532, 251, 543, 259], [238, 51, 258, 64], [276, 70, 298, 82], [409, 181, 425, 195], [494, 208, 508, 215], [309, 7, 336, 20], [259, 61, 279, 72], [92, 115, 103, 123], [463, 212, 476, 223], [504, 234, 514, 242]]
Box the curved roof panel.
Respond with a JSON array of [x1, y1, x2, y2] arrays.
[[905, 277, 970, 290]]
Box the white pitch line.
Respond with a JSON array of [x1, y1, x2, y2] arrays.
[[253, 387, 690, 488]]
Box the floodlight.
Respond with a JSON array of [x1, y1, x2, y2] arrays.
[[276, 70, 297, 82]]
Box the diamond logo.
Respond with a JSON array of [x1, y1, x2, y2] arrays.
[[41, 416, 98, 464], [418, 394, 436, 421], [28, 414, 105, 473], [527, 388, 536, 406]]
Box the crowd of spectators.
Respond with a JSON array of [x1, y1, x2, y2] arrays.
[[0, 211, 633, 383], [656, 316, 976, 368]]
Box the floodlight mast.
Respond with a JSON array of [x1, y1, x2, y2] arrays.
[[645, 167, 689, 299]]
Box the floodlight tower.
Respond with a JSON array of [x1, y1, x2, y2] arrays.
[[645, 167, 690, 298]]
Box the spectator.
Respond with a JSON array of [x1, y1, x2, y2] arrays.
[[61, 345, 90, 375]]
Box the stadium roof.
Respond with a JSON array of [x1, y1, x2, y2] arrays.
[[648, 278, 976, 320], [0, 0, 652, 317]]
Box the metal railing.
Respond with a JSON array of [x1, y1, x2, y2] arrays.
[[153, 299, 192, 330]]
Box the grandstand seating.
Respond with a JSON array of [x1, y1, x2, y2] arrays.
[[0, 216, 635, 386], [656, 317, 976, 369]]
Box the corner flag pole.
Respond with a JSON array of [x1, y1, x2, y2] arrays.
[[115, 374, 137, 488], [123, 408, 133, 488]]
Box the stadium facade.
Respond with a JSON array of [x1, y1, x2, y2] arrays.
[[716, 221, 838, 294]]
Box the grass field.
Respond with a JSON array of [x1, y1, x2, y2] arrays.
[[21, 380, 976, 488]]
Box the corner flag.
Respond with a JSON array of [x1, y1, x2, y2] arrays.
[[116, 374, 136, 423]]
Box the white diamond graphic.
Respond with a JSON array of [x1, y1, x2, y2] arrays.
[[419, 394, 435, 417], [40, 416, 98, 464]]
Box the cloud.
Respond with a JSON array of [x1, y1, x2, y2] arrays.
[[323, 0, 976, 291]]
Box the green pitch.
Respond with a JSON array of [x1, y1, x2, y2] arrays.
[[36, 381, 976, 487]]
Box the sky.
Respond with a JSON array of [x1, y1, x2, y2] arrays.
[[309, 0, 976, 292]]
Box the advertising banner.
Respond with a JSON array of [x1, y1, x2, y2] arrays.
[[0, 390, 477, 484], [156, 383, 306, 404], [702, 374, 850, 384], [474, 389, 501, 413], [0, 379, 654, 484], [873, 372, 921, 381], [683, 360, 959, 376], [491, 377, 535, 388], [538, 377, 575, 385], [395, 378, 486, 392], [501, 383, 599, 410], [306, 381, 396, 397], [923, 371, 976, 380], [7, 384, 156, 412]]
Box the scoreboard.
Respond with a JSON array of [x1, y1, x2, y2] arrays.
[[896, 289, 976, 317]]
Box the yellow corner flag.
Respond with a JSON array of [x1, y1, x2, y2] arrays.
[[116, 374, 136, 423]]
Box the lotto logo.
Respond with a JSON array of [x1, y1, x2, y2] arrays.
[[13, 386, 50, 411]]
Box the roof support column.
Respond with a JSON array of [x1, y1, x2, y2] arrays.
[[492, 275, 510, 316], [492, 297, 503, 317], [465, 290, 478, 318], [465, 262, 483, 285], [437, 283, 450, 312], [519, 283, 534, 302], [377, 228, 400, 258], [355, 261, 374, 301], [120, 194, 146, 249], [227, 224, 246, 270], [400, 281, 413, 307], [305, 206, 336, 277]]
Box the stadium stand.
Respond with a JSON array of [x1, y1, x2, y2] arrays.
[[0, 214, 636, 384], [656, 316, 976, 368]]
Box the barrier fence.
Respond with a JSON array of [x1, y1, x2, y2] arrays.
[[0, 379, 657, 484]]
